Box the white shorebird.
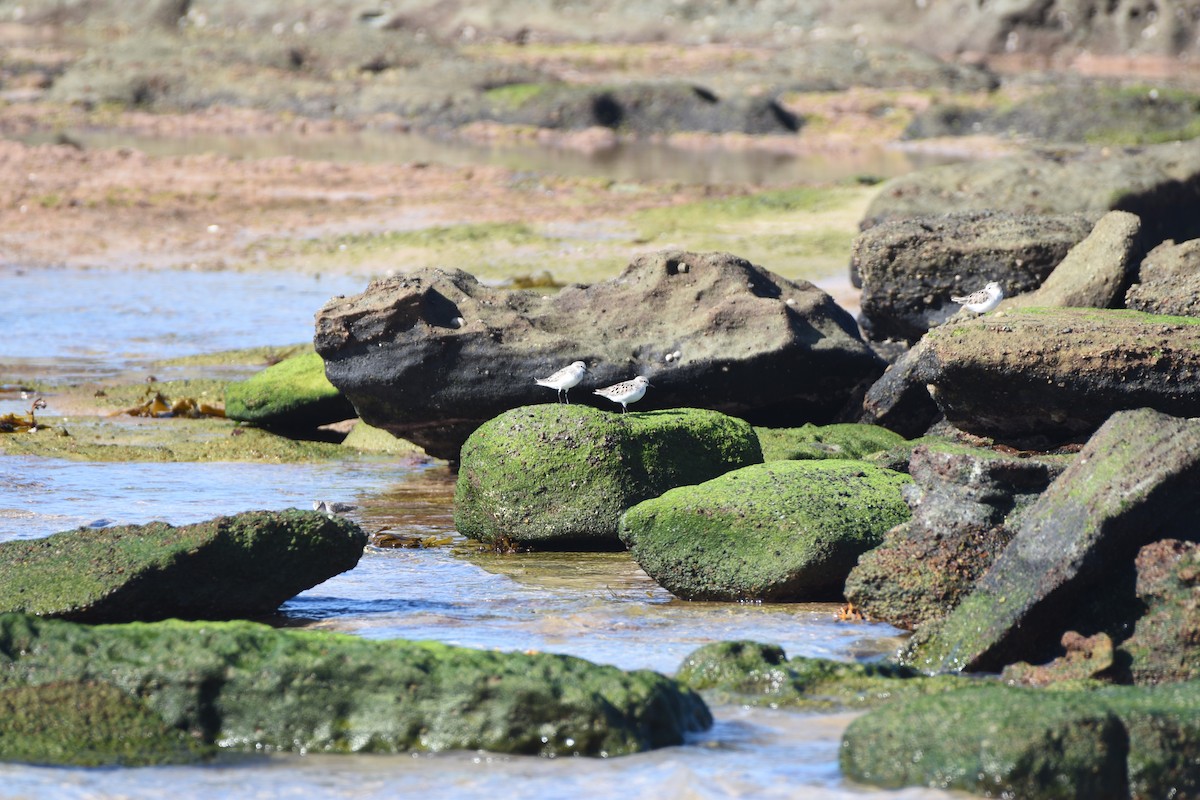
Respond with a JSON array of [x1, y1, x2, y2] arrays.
[[951, 281, 1004, 314], [593, 375, 652, 413], [535, 361, 589, 404]]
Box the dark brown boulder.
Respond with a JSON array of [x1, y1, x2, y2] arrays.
[[314, 250, 883, 461], [852, 211, 1094, 342]]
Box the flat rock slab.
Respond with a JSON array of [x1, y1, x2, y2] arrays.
[[0, 509, 366, 622], [841, 682, 1200, 800], [853, 211, 1094, 342], [902, 409, 1200, 674], [315, 250, 882, 461], [455, 404, 762, 549], [619, 460, 911, 601], [914, 308, 1200, 444], [862, 140, 1200, 248], [0, 613, 711, 758]]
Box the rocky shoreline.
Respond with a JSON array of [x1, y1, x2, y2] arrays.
[[5, 1, 1200, 796]]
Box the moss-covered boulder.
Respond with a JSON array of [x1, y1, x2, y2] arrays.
[[676, 641, 968, 710], [455, 404, 762, 549], [0, 680, 213, 767], [0, 509, 366, 622], [619, 460, 911, 601], [753, 423, 905, 462], [841, 682, 1200, 799], [0, 614, 712, 758], [225, 351, 356, 430]]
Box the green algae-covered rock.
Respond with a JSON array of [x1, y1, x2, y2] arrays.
[[225, 351, 356, 429], [676, 641, 968, 710], [841, 682, 1200, 799], [753, 423, 905, 462], [0, 509, 366, 622], [619, 460, 912, 601], [0, 680, 213, 767], [455, 404, 762, 549], [0, 614, 712, 759]]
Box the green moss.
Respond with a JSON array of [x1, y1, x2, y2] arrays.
[[153, 343, 312, 368], [676, 641, 971, 710], [0, 680, 213, 766], [842, 681, 1200, 799], [297, 222, 546, 255], [620, 460, 912, 601], [755, 423, 905, 462], [0, 509, 366, 621], [225, 351, 355, 428], [484, 82, 549, 109], [454, 405, 762, 548], [636, 186, 856, 238], [0, 614, 711, 758], [0, 416, 349, 462]]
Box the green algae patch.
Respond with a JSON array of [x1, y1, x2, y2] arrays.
[[0, 416, 349, 462], [755, 422, 905, 462], [341, 420, 427, 456], [0, 509, 366, 622], [0, 680, 212, 767], [225, 351, 355, 429], [619, 460, 911, 601], [152, 343, 312, 369], [455, 405, 763, 549], [676, 641, 969, 711], [0, 614, 712, 758], [841, 681, 1200, 799]]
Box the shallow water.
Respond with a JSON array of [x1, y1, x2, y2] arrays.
[[28, 127, 950, 188], [0, 182, 955, 800]]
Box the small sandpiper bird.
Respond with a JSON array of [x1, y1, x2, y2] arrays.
[[951, 281, 1004, 314], [593, 375, 652, 413], [535, 361, 589, 403], [313, 500, 356, 515]]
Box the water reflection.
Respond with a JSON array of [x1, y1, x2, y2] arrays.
[[24, 128, 955, 188]]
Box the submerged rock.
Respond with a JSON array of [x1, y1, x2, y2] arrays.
[[315, 251, 882, 461], [841, 681, 1200, 800], [455, 404, 762, 549], [0, 680, 212, 767], [845, 443, 1068, 630], [0, 509, 366, 622], [619, 460, 911, 601], [902, 409, 1200, 674], [852, 211, 1094, 341], [914, 308, 1200, 445], [224, 351, 356, 430], [675, 640, 966, 710], [0, 614, 711, 759], [753, 422, 905, 462]]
